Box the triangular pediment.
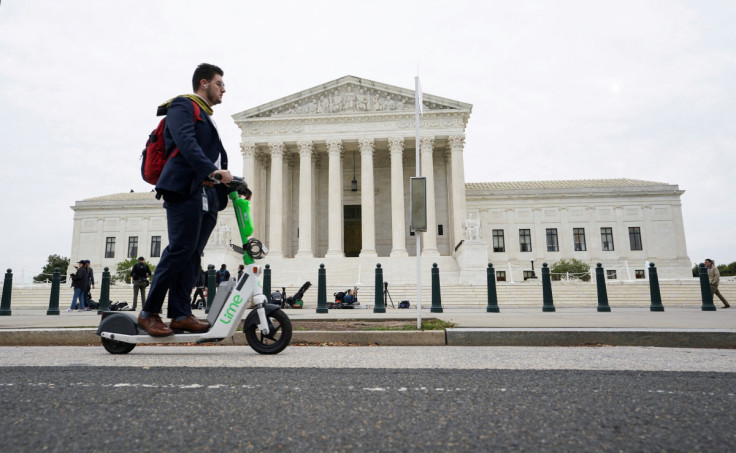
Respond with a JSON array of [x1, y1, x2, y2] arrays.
[[232, 75, 472, 120]]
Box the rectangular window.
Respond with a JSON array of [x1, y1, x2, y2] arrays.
[[492, 229, 505, 252], [151, 236, 161, 258], [546, 228, 559, 252], [573, 228, 586, 251], [606, 270, 617, 280], [128, 236, 139, 259], [519, 229, 532, 252], [601, 227, 614, 251], [496, 270, 506, 282], [438, 224, 444, 236], [105, 237, 116, 259], [635, 269, 646, 279], [629, 227, 643, 251], [523, 270, 535, 280]]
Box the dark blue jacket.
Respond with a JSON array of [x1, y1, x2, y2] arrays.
[[156, 96, 229, 209]]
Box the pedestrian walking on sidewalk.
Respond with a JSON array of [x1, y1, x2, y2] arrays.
[[705, 258, 730, 308]]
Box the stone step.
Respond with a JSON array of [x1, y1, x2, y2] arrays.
[[4, 280, 732, 310]]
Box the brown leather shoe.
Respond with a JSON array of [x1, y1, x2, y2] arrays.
[[138, 313, 173, 337], [170, 315, 210, 333]]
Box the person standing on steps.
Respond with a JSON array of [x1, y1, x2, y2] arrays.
[[130, 257, 152, 311], [138, 63, 233, 337]]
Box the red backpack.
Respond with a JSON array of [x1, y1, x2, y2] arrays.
[[140, 100, 201, 185]]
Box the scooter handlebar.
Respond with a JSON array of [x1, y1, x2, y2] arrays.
[[212, 174, 251, 198]]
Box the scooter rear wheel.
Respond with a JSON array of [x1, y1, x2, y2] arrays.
[[245, 308, 292, 355], [101, 337, 136, 354]]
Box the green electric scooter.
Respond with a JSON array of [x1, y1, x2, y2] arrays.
[[96, 176, 292, 355]]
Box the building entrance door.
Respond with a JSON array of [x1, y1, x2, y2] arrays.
[[344, 205, 362, 257]]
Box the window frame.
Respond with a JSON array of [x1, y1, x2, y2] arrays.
[[105, 237, 116, 259], [127, 236, 139, 259], [519, 229, 532, 253], [492, 229, 505, 253], [573, 228, 586, 251], [546, 228, 559, 252], [601, 227, 615, 251], [628, 226, 643, 251], [151, 236, 162, 258]]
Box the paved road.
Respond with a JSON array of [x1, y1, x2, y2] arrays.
[[2, 346, 736, 451]]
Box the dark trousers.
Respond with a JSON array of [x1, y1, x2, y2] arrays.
[[143, 187, 218, 318], [132, 280, 147, 310], [711, 285, 730, 307]]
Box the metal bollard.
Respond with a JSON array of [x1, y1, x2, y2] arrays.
[[595, 263, 611, 312], [542, 263, 555, 312], [47, 267, 61, 315], [430, 263, 444, 313], [263, 264, 272, 304], [0, 268, 12, 316], [205, 264, 216, 314], [648, 262, 664, 312], [97, 267, 111, 313], [698, 263, 716, 311], [316, 264, 328, 314], [373, 263, 386, 313], [486, 263, 500, 313]]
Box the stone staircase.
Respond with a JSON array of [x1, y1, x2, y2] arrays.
[[4, 279, 733, 310]]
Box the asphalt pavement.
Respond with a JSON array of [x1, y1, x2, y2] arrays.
[[0, 305, 734, 348]]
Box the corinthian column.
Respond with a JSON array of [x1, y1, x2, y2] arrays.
[[268, 142, 284, 258], [420, 136, 439, 255], [240, 142, 257, 236], [325, 140, 344, 257], [448, 135, 467, 250], [359, 137, 377, 257], [295, 141, 314, 258], [389, 137, 408, 256]]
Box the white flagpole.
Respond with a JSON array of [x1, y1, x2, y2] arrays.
[[415, 75, 422, 330]]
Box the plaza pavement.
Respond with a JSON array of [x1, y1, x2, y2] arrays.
[[0, 306, 734, 348]]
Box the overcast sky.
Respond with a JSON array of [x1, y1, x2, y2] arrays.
[[1, 0, 734, 283]]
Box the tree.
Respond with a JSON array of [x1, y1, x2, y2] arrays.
[[33, 254, 70, 283], [113, 258, 155, 284], [550, 258, 591, 281]]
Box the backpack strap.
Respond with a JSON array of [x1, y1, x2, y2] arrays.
[[168, 100, 202, 160]]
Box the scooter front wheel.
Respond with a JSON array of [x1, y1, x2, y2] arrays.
[[244, 308, 292, 355], [101, 337, 136, 354]]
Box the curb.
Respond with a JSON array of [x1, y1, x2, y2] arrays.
[[0, 329, 445, 347], [446, 328, 736, 348], [1, 328, 735, 348]]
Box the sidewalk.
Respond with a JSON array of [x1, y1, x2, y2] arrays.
[[0, 306, 734, 348]]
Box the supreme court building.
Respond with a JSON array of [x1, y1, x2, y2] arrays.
[[71, 76, 692, 285]]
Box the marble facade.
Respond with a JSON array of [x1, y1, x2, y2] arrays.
[[69, 76, 692, 284]]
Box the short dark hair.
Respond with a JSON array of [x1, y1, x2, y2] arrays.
[[192, 63, 224, 91], [705, 258, 714, 264]]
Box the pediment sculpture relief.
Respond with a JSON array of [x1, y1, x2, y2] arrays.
[[253, 85, 453, 118]]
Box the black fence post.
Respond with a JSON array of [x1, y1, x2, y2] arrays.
[[374, 263, 386, 313], [263, 264, 272, 304], [316, 264, 328, 314], [47, 267, 61, 315], [430, 263, 444, 313], [542, 263, 555, 312], [205, 264, 216, 314], [595, 263, 611, 312], [0, 269, 12, 316], [698, 263, 716, 311], [648, 262, 664, 312], [486, 263, 500, 313], [97, 267, 111, 313]]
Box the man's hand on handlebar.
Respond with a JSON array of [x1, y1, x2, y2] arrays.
[[210, 169, 233, 185]]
